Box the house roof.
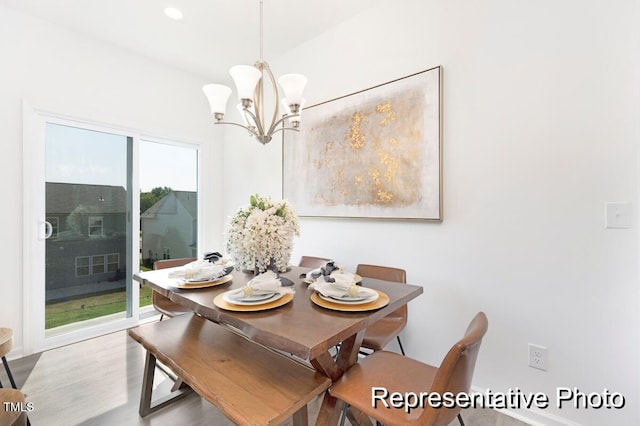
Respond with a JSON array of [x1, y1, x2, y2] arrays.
[[141, 190, 197, 219], [46, 182, 127, 214]]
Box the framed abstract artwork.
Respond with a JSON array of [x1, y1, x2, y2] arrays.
[[283, 66, 441, 220]]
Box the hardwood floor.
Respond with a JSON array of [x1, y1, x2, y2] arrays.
[[5, 327, 530, 426]]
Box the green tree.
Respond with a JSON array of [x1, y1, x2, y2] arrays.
[[140, 186, 172, 214]]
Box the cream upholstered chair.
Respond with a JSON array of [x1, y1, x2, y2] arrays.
[[330, 312, 488, 426], [356, 264, 407, 355], [152, 257, 197, 320], [0, 329, 30, 426], [298, 256, 331, 269], [0, 327, 18, 389], [0, 388, 28, 425]]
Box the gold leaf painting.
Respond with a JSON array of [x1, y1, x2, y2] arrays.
[[283, 66, 441, 220]]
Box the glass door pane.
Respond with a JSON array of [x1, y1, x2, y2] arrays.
[[45, 123, 132, 334], [139, 140, 198, 311]]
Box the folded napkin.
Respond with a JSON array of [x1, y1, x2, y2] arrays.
[[302, 260, 341, 281], [238, 270, 295, 297], [168, 259, 228, 281], [309, 271, 366, 298]]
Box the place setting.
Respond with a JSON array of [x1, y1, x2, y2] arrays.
[[306, 262, 390, 312], [168, 252, 235, 289], [214, 270, 295, 312]]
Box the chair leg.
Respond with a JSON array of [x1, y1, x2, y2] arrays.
[[339, 404, 349, 426], [397, 336, 406, 356], [457, 412, 465, 426], [2, 356, 18, 389]]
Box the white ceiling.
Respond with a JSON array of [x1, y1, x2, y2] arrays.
[[0, 0, 381, 81]]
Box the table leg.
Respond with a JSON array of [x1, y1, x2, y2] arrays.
[[346, 406, 374, 426], [291, 404, 309, 426], [312, 330, 366, 425]]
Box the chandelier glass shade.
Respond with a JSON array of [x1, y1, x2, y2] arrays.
[[202, 1, 307, 145]]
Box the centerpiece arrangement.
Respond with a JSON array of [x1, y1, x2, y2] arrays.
[[225, 194, 300, 274]]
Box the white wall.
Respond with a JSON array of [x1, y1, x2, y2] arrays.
[[0, 5, 226, 353], [223, 0, 640, 425]]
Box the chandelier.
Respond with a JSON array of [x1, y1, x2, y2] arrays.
[[202, 0, 307, 145]]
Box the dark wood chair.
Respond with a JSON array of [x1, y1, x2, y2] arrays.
[[298, 256, 331, 268], [152, 257, 197, 320], [330, 312, 488, 426], [356, 264, 407, 355]]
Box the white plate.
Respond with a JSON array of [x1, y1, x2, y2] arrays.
[[185, 277, 217, 283], [317, 288, 379, 305], [222, 290, 283, 306]]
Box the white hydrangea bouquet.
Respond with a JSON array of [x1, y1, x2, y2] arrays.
[[225, 194, 300, 273]]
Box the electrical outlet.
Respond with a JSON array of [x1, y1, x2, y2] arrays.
[[528, 344, 547, 371]]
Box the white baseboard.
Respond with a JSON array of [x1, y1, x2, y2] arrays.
[[6, 346, 25, 361], [470, 386, 580, 426], [496, 407, 580, 426]]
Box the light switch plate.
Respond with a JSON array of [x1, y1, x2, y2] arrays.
[[605, 202, 632, 229]]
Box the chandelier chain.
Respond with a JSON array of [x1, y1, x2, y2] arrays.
[[259, 0, 264, 61]]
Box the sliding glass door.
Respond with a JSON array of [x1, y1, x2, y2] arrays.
[[44, 122, 134, 337], [43, 122, 134, 338], [24, 108, 201, 353], [23, 106, 201, 354]]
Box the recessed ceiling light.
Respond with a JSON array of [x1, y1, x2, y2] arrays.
[[164, 7, 183, 20]]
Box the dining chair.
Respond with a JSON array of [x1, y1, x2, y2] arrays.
[[298, 256, 331, 268], [0, 327, 18, 389], [150, 258, 198, 389], [152, 257, 197, 320], [0, 389, 28, 425], [329, 312, 488, 426], [356, 263, 407, 355]]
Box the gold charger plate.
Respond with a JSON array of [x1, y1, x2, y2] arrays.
[[310, 289, 389, 312], [175, 273, 233, 289], [214, 292, 294, 312]]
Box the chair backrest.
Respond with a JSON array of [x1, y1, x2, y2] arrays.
[[298, 256, 331, 269], [153, 257, 197, 270], [355, 264, 406, 284], [356, 264, 407, 320], [152, 258, 197, 317], [422, 312, 488, 425]]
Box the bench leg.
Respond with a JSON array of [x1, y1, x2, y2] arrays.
[[139, 351, 192, 417]]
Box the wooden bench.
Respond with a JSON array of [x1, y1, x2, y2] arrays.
[[128, 313, 331, 426]]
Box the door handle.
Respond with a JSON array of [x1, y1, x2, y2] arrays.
[[41, 220, 53, 239]]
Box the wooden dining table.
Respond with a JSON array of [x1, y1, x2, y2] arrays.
[[133, 265, 423, 425]]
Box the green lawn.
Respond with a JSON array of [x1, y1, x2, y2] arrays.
[[45, 285, 154, 329]]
